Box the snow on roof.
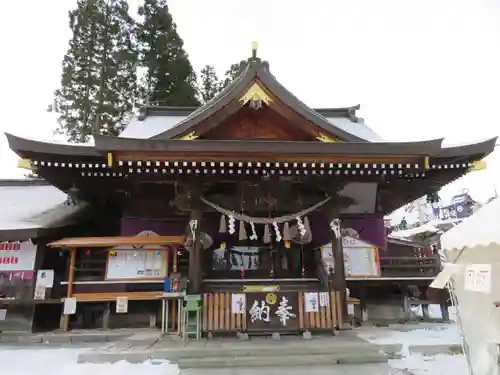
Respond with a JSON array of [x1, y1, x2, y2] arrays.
[[0, 181, 87, 233], [441, 198, 500, 250], [119, 115, 185, 139], [118, 113, 383, 141], [326, 117, 383, 141], [6, 133, 94, 146]]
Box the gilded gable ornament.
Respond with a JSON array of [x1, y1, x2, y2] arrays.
[[316, 133, 341, 143], [239, 82, 273, 109]]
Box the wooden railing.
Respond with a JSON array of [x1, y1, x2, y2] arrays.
[[379, 256, 440, 277], [202, 291, 340, 334]]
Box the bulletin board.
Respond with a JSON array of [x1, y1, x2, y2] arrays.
[[321, 236, 381, 278], [105, 249, 167, 280]]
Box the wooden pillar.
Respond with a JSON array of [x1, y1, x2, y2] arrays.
[[332, 228, 348, 325], [188, 209, 203, 293], [61, 248, 76, 331]]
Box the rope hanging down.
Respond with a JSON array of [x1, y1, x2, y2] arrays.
[[199, 196, 332, 224]]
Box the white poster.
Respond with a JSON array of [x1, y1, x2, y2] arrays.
[[231, 293, 246, 314], [304, 292, 319, 312], [319, 292, 329, 307], [347, 304, 355, 316], [0, 309, 6, 321], [116, 297, 128, 313], [36, 269, 54, 288], [63, 297, 77, 315], [33, 285, 46, 300], [464, 264, 491, 294], [0, 241, 37, 272]]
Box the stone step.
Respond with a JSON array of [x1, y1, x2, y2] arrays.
[[152, 342, 396, 360], [175, 352, 389, 369], [77, 342, 402, 364]]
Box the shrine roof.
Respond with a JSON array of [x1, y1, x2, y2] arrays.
[[0, 179, 87, 241], [121, 104, 383, 141], [6, 131, 496, 163], [144, 58, 371, 142]]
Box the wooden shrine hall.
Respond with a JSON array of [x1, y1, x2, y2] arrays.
[[5, 42, 496, 336]]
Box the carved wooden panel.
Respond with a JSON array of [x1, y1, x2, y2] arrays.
[[204, 106, 312, 141]]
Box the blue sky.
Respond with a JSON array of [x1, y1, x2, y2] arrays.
[[0, 0, 499, 203]]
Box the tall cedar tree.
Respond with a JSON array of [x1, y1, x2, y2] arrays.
[[219, 59, 248, 91], [198, 65, 220, 103], [54, 0, 137, 142], [137, 0, 200, 106]]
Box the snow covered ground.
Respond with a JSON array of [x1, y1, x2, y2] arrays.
[[0, 307, 473, 375], [0, 347, 180, 375]]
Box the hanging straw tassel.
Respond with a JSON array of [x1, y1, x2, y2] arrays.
[[219, 215, 227, 233], [283, 222, 291, 241], [238, 220, 248, 241], [263, 224, 271, 243], [304, 216, 311, 234]]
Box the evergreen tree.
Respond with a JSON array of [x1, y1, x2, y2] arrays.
[[54, 0, 137, 143], [198, 65, 220, 103], [219, 59, 248, 91], [137, 0, 200, 107]]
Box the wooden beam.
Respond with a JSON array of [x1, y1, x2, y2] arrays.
[[62, 248, 76, 332], [115, 151, 421, 164]]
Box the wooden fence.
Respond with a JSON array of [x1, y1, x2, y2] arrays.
[[202, 291, 341, 334]]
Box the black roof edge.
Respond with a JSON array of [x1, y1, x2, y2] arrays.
[[5, 133, 101, 157], [314, 105, 361, 121], [0, 179, 49, 187], [138, 106, 199, 120], [436, 137, 497, 158], [94, 135, 444, 156], [0, 227, 41, 242]]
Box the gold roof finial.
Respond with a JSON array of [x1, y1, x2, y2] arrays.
[[251, 41, 258, 58]]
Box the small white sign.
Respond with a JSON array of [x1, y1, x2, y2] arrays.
[[347, 304, 355, 316], [0, 309, 6, 321], [464, 264, 491, 294], [116, 297, 128, 313], [33, 285, 46, 300], [304, 292, 319, 312], [36, 269, 54, 288], [319, 292, 329, 307], [231, 293, 246, 314], [63, 297, 77, 315]]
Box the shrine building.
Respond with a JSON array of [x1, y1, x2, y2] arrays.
[[2, 43, 496, 335]]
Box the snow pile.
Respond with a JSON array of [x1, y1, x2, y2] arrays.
[[390, 353, 468, 375], [0, 348, 179, 375]]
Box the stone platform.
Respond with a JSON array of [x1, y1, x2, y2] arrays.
[[77, 332, 402, 368]]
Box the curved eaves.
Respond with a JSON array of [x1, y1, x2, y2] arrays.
[[436, 137, 497, 158], [5, 133, 100, 158]]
